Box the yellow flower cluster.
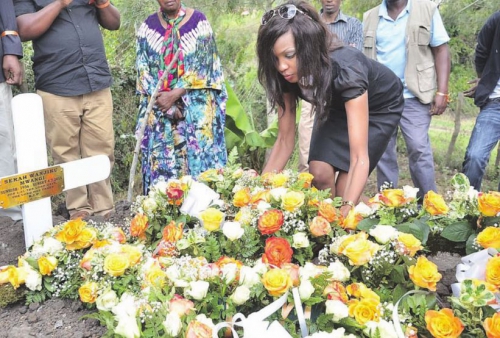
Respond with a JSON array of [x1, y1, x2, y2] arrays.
[[55, 219, 96, 250], [338, 232, 380, 266], [408, 256, 442, 291], [347, 282, 381, 325]]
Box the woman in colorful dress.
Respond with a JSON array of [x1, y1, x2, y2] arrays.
[[136, 0, 227, 194]]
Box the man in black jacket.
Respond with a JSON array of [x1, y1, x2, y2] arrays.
[[463, 11, 500, 191], [0, 0, 23, 220]]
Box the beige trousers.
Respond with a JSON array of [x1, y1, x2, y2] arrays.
[[37, 88, 115, 216], [298, 100, 315, 172]]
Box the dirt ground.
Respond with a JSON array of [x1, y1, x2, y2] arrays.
[[0, 194, 462, 338]]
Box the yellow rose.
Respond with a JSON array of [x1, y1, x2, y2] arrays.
[[477, 227, 500, 249], [397, 233, 423, 257], [346, 283, 380, 302], [408, 256, 442, 291], [199, 208, 225, 232], [348, 298, 380, 325], [297, 172, 314, 188], [423, 191, 449, 216], [121, 245, 142, 266], [342, 209, 363, 231], [478, 192, 500, 217], [281, 191, 305, 212], [379, 189, 408, 207], [78, 282, 99, 303], [338, 232, 379, 266], [55, 218, 86, 244], [233, 188, 251, 207], [484, 312, 500, 338], [66, 227, 97, 251], [104, 253, 130, 277], [486, 256, 500, 288], [198, 168, 220, 183], [262, 268, 292, 297], [425, 308, 464, 338], [38, 256, 58, 276], [271, 173, 288, 188], [145, 266, 167, 288], [0, 265, 27, 289]]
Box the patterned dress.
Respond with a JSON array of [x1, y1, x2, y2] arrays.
[[136, 9, 227, 194]]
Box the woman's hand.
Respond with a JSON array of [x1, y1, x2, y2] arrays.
[[155, 91, 177, 113]]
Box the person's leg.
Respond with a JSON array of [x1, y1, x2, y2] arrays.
[[399, 98, 437, 199], [462, 100, 500, 191], [0, 83, 22, 220], [309, 160, 336, 197], [81, 88, 115, 216], [37, 90, 92, 217], [298, 100, 314, 173], [376, 128, 399, 190]]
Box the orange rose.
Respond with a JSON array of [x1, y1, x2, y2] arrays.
[[109, 227, 126, 243], [298, 172, 314, 188], [166, 182, 184, 205], [233, 188, 251, 207], [342, 209, 363, 231], [478, 192, 500, 217], [262, 237, 293, 268], [477, 227, 500, 249], [323, 281, 348, 303], [162, 221, 184, 242], [282, 263, 300, 287], [408, 256, 442, 291], [186, 320, 212, 338], [251, 190, 270, 205], [258, 209, 284, 235], [169, 294, 194, 317], [484, 312, 500, 338], [130, 213, 148, 240], [425, 308, 464, 338], [309, 216, 332, 237], [318, 202, 342, 223], [346, 282, 380, 302], [379, 189, 408, 207], [423, 191, 449, 216], [486, 256, 500, 288], [216, 256, 243, 271]]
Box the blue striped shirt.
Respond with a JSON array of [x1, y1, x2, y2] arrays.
[[321, 10, 364, 51]]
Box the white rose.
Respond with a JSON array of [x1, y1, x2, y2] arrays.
[[298, 280, 315, 300], [231, 286, 251, 305], [299, 262, 322, 280], [24, 266, 42, 291], [467, 186, 479, 201], [153, 181, 168, 195], [195, 314, 215, 329], [221, 263, 238, 284], [112, 293, 138, 318], [369, 225, 398, 244], [115, 316, 140, 338], [42, 237, 64, 255], [325, 299, 349, 322], [354, 202, 374, 217], [142, 197, 157, 213], [239, 266, 260, 288], [232, 184, 243, 193], [364, 320, 398, 338], [306, 332, 333, 338], [292, 232, 310, 249], [163, 313, 182, 337], [270, 187, 288, 201], [185, 281, 209, 300], [180, 175, 193, 186], [222, 221, 244, 241], [403, 185, 419, 200], [327, 261, 350, 282], [166, 265, 181, 281], [252, 259, 268, 275], [329, 235, 348, 255], [96, 290, 119, 311], [256, 201, 271, 212]]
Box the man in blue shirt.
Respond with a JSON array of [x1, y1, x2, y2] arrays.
[[463, 11, 500, 191], [363, 0, 451, 200]]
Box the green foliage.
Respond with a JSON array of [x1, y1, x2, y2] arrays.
[[0, 284, 25, 307], [440, 221, 474, 242]]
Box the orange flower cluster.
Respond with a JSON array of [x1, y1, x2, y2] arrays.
[[258, 209, 284, 235], [130, 213, 149, 240], [262, 237, 293, 268], [425, 308, 464, 338], [478, 191, 500, 217]]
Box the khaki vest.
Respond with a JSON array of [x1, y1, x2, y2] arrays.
[[363, 0, 437, 104]]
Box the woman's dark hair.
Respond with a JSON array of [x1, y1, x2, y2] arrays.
[[256, 0, 342, 123]]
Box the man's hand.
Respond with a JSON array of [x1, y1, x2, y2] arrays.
[[430, 94, 448, 116], [464, 78, 480, 98], [3, 55, 23, 86]]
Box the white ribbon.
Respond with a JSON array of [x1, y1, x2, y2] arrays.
[[451, 248, 497, 297], [392, 290, 429, 338], [180, 181, 219, 218], [213, 288, 309, 338]]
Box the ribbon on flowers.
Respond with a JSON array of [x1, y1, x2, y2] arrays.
[[212, 288, 309, 338], [180, 181, 219, 218], [451, 248, 497, 298], [392, 290, 430, 338]]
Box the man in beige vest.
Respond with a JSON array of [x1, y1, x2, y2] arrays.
[[298, 0, 363, 172], [363, 0, 450, 200]]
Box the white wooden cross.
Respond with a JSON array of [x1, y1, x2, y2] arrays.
[[0, 93, 111, 248]]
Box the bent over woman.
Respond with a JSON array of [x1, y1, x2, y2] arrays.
[[257, 0, 404, 216]]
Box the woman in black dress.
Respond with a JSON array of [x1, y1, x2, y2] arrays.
[[257, 0, 404, 216]]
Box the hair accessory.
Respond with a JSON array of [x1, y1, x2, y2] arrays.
[[261, 4, 310, 25]]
